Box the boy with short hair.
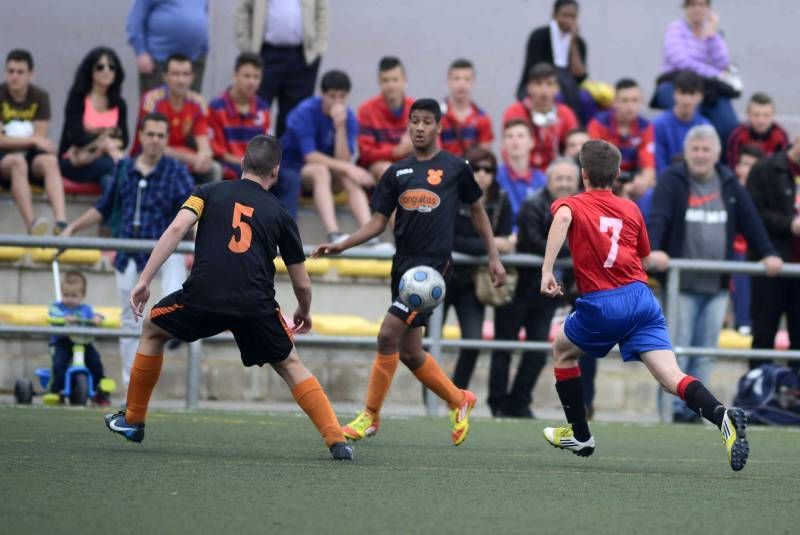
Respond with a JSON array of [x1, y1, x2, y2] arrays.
[[726, 92, 789, 168], [496, 119, 546, 226], [653, 70, 710, 173], [439, 59, 493, 157], [46, 271, 110, 406], [540, 139, 750, 471], [502, 62, 578, 171], [208, 52, 271, 179]]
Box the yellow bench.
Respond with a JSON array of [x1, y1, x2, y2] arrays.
[[334, 259, 392, 278], [0, 304, 121, 328], [0, 246, 27, 262], [273, 257, 332, 275], [312, 314, 380, 337], [29, 248, 103, 265], [717, 328, 753, 350]]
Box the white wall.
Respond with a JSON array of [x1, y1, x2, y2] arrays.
[[2, 0, 798, 144]]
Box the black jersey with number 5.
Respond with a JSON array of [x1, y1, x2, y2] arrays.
[[179, 179, 305, 316], [371, 150, 483, 257]]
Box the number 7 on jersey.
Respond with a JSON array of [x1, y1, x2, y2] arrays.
[[599, 216, 623, 268]]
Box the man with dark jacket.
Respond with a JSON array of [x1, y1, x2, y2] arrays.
[[746, 137, 800, 372], [489, 157, 579, 417], [648, 124, 782, 422]]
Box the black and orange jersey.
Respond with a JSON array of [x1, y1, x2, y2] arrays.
[[179, 178, 305, 316], [372, 150, 483, 257]]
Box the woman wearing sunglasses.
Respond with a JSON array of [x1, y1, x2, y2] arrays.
[[445, 146, 515, 393], [58, 47, 128, 196]]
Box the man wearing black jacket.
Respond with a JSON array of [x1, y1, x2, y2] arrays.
[[489, 157, 579, 417], [746, 137, 800, 372], [648, 125, 782, 421]]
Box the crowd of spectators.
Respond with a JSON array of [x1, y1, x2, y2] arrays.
[[3, 0, 799, 417]]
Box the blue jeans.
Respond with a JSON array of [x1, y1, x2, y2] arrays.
[[672, 290, 729, 417], [731, 252, 751, 330], [654, 82, 739, 163], [59, 156, 115, 196]]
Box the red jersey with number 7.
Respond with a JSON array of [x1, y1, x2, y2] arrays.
[[552, 189, 650, 294]]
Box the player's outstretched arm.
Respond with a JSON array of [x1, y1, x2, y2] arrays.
[[129, 209, 198, 320], [310, 212, 389, 257], [468, 201, 507, 287], [286, 262, 312, 334], [541, 206, 572, 297]]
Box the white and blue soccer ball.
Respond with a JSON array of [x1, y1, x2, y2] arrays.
[[398, 266, 446, 312]]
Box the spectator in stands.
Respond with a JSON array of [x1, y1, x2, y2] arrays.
[[490, 157, 579, 417], [653, 70, 710, 173], [516, 0, 595, 125], [133, 53, 221, 184], [61, 113, 194, 391], [496, 119, 547, 228], [45, 270, 110, 406], [729, 145, 764, 336], [235, 0, 328, 138], [588, 78, 655, 201], [647, 125, 782, 422], [652, 0, 739, 157], [503, 62, 578, 172], [58, 47, 128, 196], [563, 128, 589, 160], [746, 136, 800, 373], [447, 147, 513, 391], [208, 52, 270, 180], [280, 70, 381, 243], [439, 59, 493, 157], [357, 56, 414, 182], [126, 0, 209, 95], [0, 49, 66, 235], [726, 92, 789, 167]]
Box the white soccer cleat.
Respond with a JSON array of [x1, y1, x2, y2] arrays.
[[543, 426, 595, 457]]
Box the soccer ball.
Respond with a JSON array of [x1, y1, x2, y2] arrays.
[[398, 266, 446, 312]]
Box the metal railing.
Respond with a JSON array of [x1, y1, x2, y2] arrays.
[[2, 234, 800, 421]]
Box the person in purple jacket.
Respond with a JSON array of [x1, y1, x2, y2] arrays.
[[652, 0, 739, 160]]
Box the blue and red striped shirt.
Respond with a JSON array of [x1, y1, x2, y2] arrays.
[[588, 110, 655, 173], [208, 88, 270, 178], [438, 98, 493, 157], [356, 94, 414, 167]]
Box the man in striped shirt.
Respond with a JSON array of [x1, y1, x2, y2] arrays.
[[208, 53, 271, 180]]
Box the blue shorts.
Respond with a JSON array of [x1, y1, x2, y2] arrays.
[[564, 281, 673, 362]]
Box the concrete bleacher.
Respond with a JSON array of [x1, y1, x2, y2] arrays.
[[0, 192, 756, 417]]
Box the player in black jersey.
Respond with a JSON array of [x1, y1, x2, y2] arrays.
[[313, 99, 506, 445], [104, 135, 353, 460]]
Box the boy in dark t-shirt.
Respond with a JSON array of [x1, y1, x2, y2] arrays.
[[104, 135, 353, 461], [313, 99, 506, 446]]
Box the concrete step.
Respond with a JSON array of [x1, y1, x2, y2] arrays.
[[0, 336, 749, 416], [1, 192, 391, 247], [0, 261, 404, 321]]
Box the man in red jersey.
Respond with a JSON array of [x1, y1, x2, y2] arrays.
[[539, 139, 750, 472]]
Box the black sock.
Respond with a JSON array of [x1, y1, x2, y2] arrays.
[[683, 380, 725, 427], [555, 377, 590, 441]]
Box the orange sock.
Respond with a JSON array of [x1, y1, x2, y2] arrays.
[[412, 353, 465, 409], [125, 352, 164, 424], [292, 376, 345, 447], [365, 353, 400, 417]]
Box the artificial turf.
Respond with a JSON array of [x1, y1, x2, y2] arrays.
[[1, 406, 798, 534]]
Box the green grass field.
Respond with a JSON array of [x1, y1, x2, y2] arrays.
[[1, 406, 798, 534]]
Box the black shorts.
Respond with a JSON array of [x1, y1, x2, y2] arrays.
[[0, 148, 48, 187], [389, 254, 452, 328], [149, 290, 294, 367]]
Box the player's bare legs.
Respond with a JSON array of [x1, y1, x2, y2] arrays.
[[272, 347, 351, 458], [640, 349, 749, 471], [543, 325, 596, 456]]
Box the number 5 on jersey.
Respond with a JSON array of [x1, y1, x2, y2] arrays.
[[229, 202, 255, 253], [599, 216, 623, 268]]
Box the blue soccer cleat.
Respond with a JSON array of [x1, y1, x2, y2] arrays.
[[104, 411, 145, 443], [329, 442, 354, 460]]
